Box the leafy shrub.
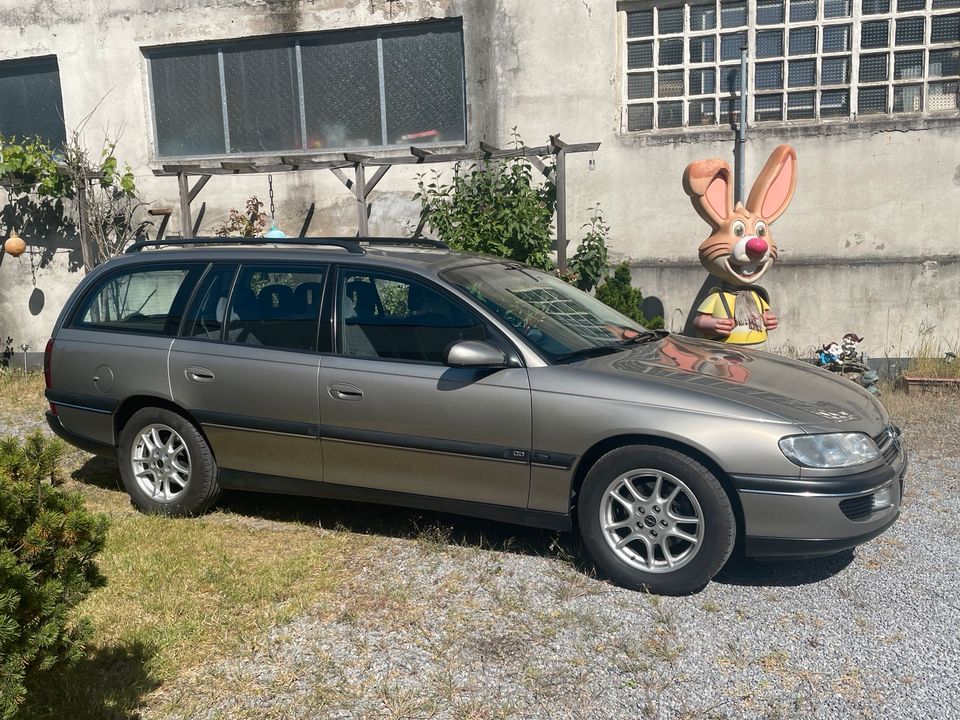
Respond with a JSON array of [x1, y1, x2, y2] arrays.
[[567, 205, 610, 292], [415, 132, 556, 271], [0, 432, 108, 719], [214, 196, 268, 238], [594, 262, 664, 329]]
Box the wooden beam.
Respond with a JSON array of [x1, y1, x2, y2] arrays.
[[478, 141, 501, 155], [354, 162, 368, 236], [330, 167, 353, 190], [554, 148, 567, 274], [188, 174, 211, 202], [364, 165, 390, 197], [344, 152, 373, 163], [177, 172, 193, 240]]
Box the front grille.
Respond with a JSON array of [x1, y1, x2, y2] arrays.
[[840, 494, 875, 520], [872, 425, 901, 463]]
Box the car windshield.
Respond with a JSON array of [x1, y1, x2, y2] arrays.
[[442, 262, 656, 363]]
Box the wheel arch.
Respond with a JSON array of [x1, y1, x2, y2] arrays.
[[114, 395, 210, 450]]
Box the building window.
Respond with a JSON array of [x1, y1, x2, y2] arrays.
[[0, 56, 66, 147], [622, 0, 960, 131], [145, 19, 466, 158]]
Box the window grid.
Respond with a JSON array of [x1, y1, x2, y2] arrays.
[[622, 0, 960, 131]]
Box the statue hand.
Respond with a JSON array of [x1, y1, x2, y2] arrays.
[[763, 310, 778, 331]]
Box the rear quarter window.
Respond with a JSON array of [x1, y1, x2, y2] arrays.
[[72, 265, 202, 336]]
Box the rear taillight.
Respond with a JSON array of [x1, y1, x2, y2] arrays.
[[44, 338, 56, 415]]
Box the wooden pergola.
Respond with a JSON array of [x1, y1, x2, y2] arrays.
[[153, 135, 600, 272]]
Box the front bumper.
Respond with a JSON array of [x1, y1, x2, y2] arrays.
[[733, 435, 907, 558]]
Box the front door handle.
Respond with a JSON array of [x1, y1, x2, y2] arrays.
[[185, 366, 215, 383], [328, 382, 363, 401]]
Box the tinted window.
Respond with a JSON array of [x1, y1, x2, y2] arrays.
[[75, 265, 201, 335], [0, 55, 66, 148], [223, 265, 327, 351], [338, 270, 487, 363], [183, 264, 238, 340]]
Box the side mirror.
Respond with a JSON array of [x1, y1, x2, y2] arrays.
[[444, 340, 509, 369]]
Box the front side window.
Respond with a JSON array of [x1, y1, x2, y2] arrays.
[[623, 0, 960, 131], [337, 269, 488, 363], [0, 55, 66, 147], [75, 266, 202, 335], [145, 19, 466, 157], [442, 264, 648, 363]]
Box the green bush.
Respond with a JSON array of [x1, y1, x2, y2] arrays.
[[0, 432, 108, 719], [567, 205, 611, 292], [594, 262, 664, 329]]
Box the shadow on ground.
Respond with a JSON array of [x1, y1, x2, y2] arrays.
[[72, 455, 856, 591], [17, 641, 158, 720]]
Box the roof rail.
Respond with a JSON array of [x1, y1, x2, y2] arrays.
[[124, 236, 450, 254]]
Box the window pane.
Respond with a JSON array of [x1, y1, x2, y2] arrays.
[[658, 101, 683, 128], [897, 0, 926, 9], [79, 268, 198, 335], [789, 0, 817, 21], [788, 91, 816, 118], [719, 97, 738, 124], [301, 32, 382, 150], [893, 84, 923, 111], [721, 32, 747, 60], [223, 43, 301, 153], [757, 30, 784, 58], [823, 25, 851, 53], [148, 50, 224, 156], [722, 1, 748, 27], [789, 27, 817, 55], [896, 17, 925, 45], [788, 59, 816, 87], [691, 4, 717, 30], [894, 50, 924, 79], [659, 70, 685, 97], [382, 23, 466, 146], [659, 7, 684, 34], [659, 38, 684, 65], [628, 73, 654, 99], [822, 55, 851, 84], [933, 0, 960, 7], [627, 10, 654, 38], [755, 94, 783, 121], [863, 0, 890, 12], [0, 56, 66, 149], [689, 98, 717, 125], [757, 61, 785, 89], [628, 41, 654, 68], [690, 36, 716, 63], [821, 88, 850, 116], [690, 68, 717, 94], [627, 104, 654, 130], [931, 14, 960, 43], [858, 86, 888, 113], [228, 266, 327, 350], [929, 48, 960, 76], [756, 0, 785, 24], [824, 0, 852, 17], [861, 21, 890, 48], [184, 265, 236, 340], [927, 80, 959, 110], [860, 53, 889, 81], [720, 64, 743, 92]]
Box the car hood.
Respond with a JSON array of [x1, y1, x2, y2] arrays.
[[568, 334, 886, 431]]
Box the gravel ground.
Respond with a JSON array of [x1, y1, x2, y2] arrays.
[[140, 408, 959, 720]]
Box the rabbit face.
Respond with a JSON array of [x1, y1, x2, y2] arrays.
[[684, 146, 797, 288]]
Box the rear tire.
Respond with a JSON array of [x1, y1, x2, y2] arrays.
[[577, 445, 735, 595], [118, 408, 220, 517]]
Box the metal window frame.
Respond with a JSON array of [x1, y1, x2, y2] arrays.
[[620, 0, 960, 132], [143, 18, 467, 160]]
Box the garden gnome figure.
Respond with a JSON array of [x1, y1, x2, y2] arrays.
[[684, 145, 798, 345]]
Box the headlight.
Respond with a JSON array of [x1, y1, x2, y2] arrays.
[[779, 433, 881, 468]]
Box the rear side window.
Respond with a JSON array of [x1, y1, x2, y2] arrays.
[[183, 264, 238, 340], [73, 265, 202, 335]]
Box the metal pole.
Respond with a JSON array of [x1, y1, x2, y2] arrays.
[[735, 45, 748, 205]]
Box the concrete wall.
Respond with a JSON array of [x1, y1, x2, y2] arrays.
[[1, 0, 958, 360]]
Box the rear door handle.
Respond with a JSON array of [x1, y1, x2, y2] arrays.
[[185, 366, 215, 383], [328, 382, 363, 401]]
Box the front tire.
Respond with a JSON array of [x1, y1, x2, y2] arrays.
[[577, 445, 735, 595], [118, 408, 220, 517]]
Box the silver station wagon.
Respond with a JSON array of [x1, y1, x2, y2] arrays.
[[45, 238, 906, 594]]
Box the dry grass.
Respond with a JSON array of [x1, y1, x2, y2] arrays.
[[0, 368, 46, 416]]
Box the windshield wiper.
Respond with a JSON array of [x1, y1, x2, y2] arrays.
[[554, 345, 625, 363], [618, 329, 668, 346]]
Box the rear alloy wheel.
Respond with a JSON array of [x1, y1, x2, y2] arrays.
[[578, 445, 735, 594], [119, 408, 220, 517]]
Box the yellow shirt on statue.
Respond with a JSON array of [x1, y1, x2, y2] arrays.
[[696, 289, 769, 345]]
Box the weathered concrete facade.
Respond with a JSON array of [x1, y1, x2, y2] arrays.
[[1, 0, 958, 359]]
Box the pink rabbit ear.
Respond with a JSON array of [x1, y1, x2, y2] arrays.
[[683, 158, 733, 229], [746, 145, 798, 223]]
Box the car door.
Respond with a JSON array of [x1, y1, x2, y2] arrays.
[[319, 266, 532, 507], [169, 262, 327, 482]]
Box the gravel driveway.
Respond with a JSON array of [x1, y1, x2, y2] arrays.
[[132, 401, 960, 720]]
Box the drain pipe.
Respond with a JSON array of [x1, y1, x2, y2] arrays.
[[735, 45, 748, 204]]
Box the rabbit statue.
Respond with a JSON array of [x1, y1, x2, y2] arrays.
[[683, 145, 797, 346]]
